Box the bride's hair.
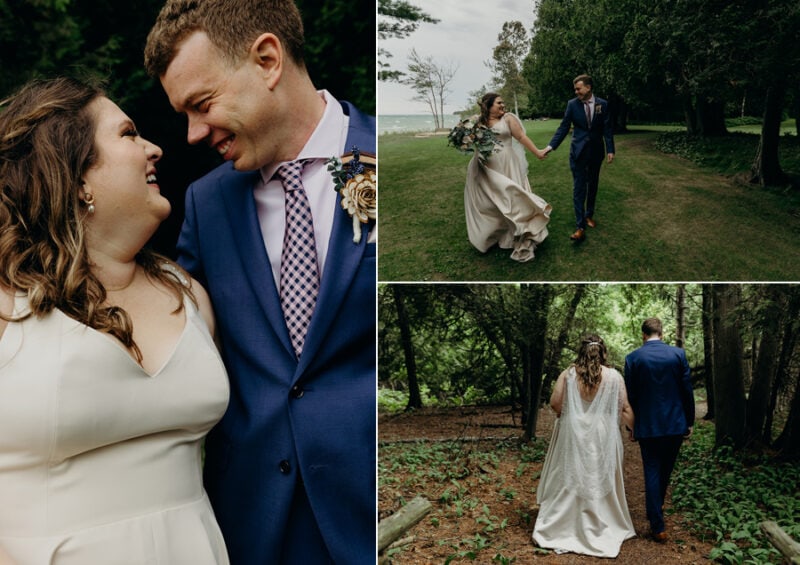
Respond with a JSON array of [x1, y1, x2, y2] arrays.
[[574, 334, 608, 391], [478, 92, 501, 125], [0, 76, 194, 364]]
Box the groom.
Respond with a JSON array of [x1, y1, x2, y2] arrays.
[[624, 317, 694, 543], [144, 0, 376, 563], [544, 74, 614, 242]]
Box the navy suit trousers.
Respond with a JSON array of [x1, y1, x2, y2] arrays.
[[569, 150, 604, 229], [638, 435, 684, 534]]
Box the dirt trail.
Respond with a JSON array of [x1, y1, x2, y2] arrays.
[[379, 404, 714, 564]]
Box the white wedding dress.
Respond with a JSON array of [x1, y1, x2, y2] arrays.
[[532, 366, 636, 557], [464, 113, 551, 262]]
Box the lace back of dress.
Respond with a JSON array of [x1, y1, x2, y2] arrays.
[[561, 366, 621, 500]]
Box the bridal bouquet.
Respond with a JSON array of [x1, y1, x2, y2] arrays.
[[447, 118, 501, 163]]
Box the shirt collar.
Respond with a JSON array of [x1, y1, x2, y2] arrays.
[[260, 89, 344, 183]]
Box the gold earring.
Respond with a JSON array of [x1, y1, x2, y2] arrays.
[[84, 193, 95, 214]]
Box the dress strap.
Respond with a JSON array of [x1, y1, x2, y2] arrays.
[[159, 262, 190, 288]]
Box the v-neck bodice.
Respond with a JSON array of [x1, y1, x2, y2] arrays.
[[0, 292, 230, 563]]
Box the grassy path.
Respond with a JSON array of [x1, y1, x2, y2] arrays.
[[378, 124, 800, 281]]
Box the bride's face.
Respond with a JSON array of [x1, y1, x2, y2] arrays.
[[490, 97, 506, 118]]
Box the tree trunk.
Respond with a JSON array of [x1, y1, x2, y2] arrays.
[[522, 284, 550, 441], [774, 369, 800, 461], [542, 285, 585, 403], [695, 97, 728, 136], [750, 84, 787, 187], [766, 294, 800, 444], [702, 284, 715, 420], [711, 284, 747, 449], [746, 286, 783, 444], [684, 95, 697, 135], [676, 285, 686, 348], [393, 286, 422, 411]]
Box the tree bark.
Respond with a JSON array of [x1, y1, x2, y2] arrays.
[[711, 284, 747, 449], [676, 285, 686, 348], [702, 284, 715, 420], [393, 286, 422, 411], [542, 285, 585, 402], [522, 284, 550, 441], [746, 286, 783, 444], [750, 84, 787, 187]]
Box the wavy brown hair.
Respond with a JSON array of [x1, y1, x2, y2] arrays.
[[573, 333, 609, 391], [478, 92, 501, 126], [0, 76, 193, 363]]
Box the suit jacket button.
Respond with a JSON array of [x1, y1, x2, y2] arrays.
[[290, 385, 304, 399], [279, 460, 291, 474]]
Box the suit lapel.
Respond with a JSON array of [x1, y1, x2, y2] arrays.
[[221, 169, 295, 357], [295, 102, 375, 374]]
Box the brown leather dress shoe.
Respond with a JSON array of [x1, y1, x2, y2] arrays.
[[652, 531, 668, 543], [570, 228, 586, 241], [586, 217, 597, 228]]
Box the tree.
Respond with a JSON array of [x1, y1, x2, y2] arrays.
[[702, 285, 716, 420], [392, 286, 422, 411], [746, 286, 784, 444], [402, 49, 457, 130], [711, 285, 747, 449], [747, 0, 800, 187], [487, 21, 530, 116], [377, 0, 439, 81]]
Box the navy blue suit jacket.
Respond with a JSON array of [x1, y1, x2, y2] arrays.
[[624, 340, 695, 439], [548, 96, 614, 164], [176, 101, 376, 564]]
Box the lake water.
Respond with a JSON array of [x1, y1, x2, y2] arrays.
[[379, 114, 461, 135]]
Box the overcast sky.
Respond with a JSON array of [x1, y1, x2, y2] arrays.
[[378, 0, 537, 115]]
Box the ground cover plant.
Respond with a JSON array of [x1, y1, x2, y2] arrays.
[[379, 405, 800, 564]]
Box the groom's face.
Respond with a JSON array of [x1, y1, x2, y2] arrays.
[[574, 81, 592, 101], [160, 31, 282, 171]]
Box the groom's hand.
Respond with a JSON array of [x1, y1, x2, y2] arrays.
[[684, 426, 693, 439], [607, 153, 615, 164]]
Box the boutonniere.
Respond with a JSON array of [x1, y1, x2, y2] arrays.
[[326, 147, 376, 244], [594, 104, 603, 115]]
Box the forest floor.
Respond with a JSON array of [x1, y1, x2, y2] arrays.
[[379, 403, 715, 564]]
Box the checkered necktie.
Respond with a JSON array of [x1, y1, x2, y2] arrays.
[[277, 160, 319, 357]]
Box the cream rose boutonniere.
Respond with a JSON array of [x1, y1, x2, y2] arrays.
[[594, 104, 603, 115], [326, 147, 376, 244]]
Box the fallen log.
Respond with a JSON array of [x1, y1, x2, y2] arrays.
[[760, 521, 800, 564], [378, 496, 432, 554]]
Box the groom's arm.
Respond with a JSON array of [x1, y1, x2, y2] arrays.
[[545, 103, 574, 153]]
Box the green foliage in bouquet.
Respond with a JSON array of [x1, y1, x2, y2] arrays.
[[447, 118, 502, 163]]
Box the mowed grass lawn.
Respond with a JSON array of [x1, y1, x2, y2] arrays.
[[378, 121, 800, 282]]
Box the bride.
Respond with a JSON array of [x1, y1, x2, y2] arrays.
[[532, 334, 636, 557], [464, 93, 551, 262]]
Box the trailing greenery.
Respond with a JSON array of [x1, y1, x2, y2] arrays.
[[671, 422, 800, 564]]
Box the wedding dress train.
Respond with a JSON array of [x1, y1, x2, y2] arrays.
[[532, 366, 636, 557]]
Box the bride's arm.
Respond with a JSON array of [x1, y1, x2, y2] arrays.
[[620, 378, 635, 437], [505, 114, 545, 159], [549, 369, 568, 417]]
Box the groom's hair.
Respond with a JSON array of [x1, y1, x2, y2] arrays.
[[573, 74, 593, 89], [642, 317, 663, 337], [144, 0, 305, 77]]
